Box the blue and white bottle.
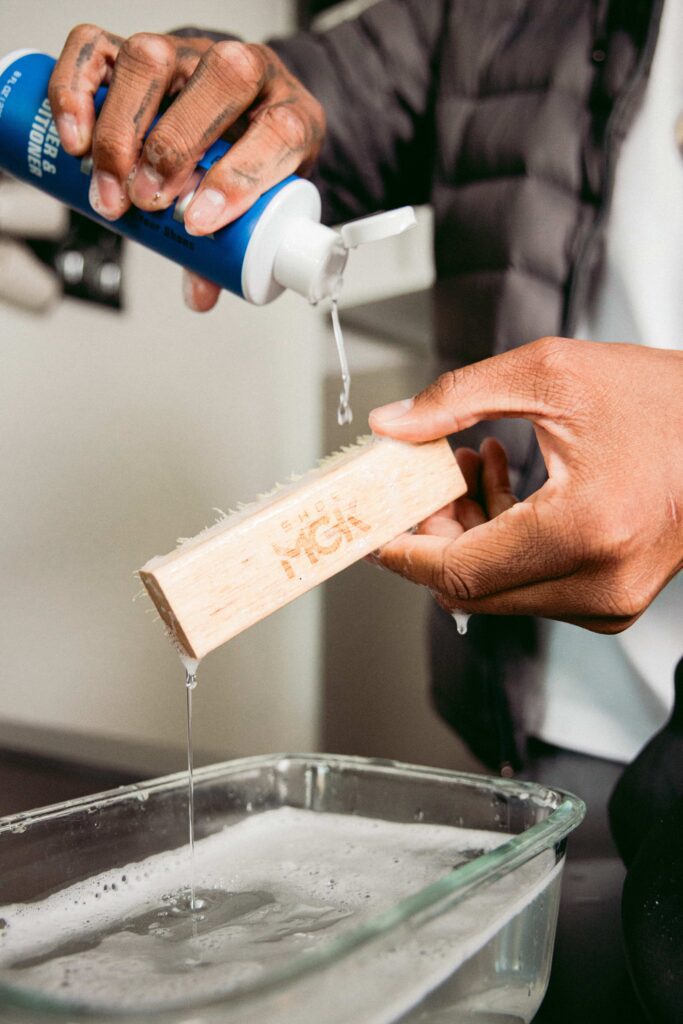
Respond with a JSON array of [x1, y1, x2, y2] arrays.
[[0, 49, 415, 305]]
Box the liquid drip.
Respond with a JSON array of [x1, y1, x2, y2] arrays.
[[330, 300, 353, 426], [185, 669, 198, 916], [451, 610, 471, 635]]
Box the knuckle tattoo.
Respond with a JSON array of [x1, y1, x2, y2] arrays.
[[132, 78, 161, 133], [92, 130, 133, 170], [143, 128, 192, 176], [224, 164, 260, 192], [260, 103, 307, 151]]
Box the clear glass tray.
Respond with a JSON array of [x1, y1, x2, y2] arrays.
[[0, 754, 584, 1024]]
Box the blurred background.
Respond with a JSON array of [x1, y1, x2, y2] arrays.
[[0, 0, 477, 815]]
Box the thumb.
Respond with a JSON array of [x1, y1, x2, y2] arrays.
[[378, 491, 575, 601], [369, 337, 567, 442]]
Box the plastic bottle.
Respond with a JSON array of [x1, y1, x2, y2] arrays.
[[0, 50, 415, 304]]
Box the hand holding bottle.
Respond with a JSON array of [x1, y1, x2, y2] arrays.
[[49, 25, 325, 309]]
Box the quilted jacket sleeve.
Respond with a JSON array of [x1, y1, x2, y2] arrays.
[[269, 1, 447, 224], [175, 1, 447, 225]]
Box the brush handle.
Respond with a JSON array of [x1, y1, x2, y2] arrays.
[[140, 437, 467, 660]]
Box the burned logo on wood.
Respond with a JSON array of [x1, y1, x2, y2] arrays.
[[273, 498, 371, 580]]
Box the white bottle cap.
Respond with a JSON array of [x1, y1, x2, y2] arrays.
[[273, 204, 417, 304], [273, 216, 348, 304], [272, 203, 417, 303], [242, 181, 418, 305], [241, 179, 327, 305], [340, 206, 416, 249], [0, 49, 40, 77]]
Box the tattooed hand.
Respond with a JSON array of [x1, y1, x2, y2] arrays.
[[49, 25, 325, 310]]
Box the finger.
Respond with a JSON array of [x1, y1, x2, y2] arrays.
[[417, 499, 456, 531], [428, 575, 637, 634], [89, 33, 179, 220], [416, 447, 486, 536], [452, 494, 488, 532], [166, 37, 215, 95], [182, 270, 220, 312], [479, 438, 518, 519], [185, 101, 312, 233], [377, 492, 578, 600], [184, 46, 324, 234], [452, 447, 488, 530], [129, 40, 268, 217], [49, 24, 123, 155], [417, 511, 464, 540], [369, 337, 577, 442], [454, 447, 481, 497]]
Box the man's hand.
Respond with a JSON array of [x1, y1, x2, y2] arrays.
[[49, 25, 325, 310], [369, 338, 683, 633]]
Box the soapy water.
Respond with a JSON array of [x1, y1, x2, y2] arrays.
[[331, 300, 353, 425], [0, 809, 526, 1013]]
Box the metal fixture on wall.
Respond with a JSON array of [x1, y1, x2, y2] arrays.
[[31, 213, 124, 311], [0, 173, 123, 313]]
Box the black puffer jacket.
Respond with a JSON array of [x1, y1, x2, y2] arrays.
[[274, 0, 660, 361], [270, 0, 662, 772]]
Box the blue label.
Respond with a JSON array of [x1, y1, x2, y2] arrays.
[[0, 52, 299, 298]]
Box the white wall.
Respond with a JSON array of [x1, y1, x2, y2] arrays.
[[0, 0, 467, 779], [0, 1, 331, 773]]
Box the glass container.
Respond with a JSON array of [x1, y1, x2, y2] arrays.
[[0, 754, 585, 1024]]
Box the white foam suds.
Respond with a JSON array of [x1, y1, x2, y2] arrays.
[[0, 809, 555, 1017]]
